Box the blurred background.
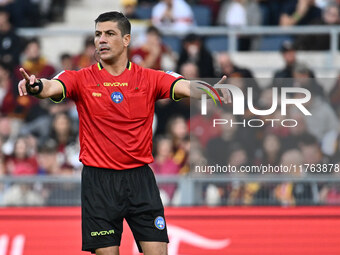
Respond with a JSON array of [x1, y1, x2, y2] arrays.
[[1, 0, 340, 254]]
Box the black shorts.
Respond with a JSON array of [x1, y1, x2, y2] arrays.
[[81, 164, 168, 253]]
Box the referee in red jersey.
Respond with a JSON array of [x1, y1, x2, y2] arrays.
[[18, 11, 229, 255]]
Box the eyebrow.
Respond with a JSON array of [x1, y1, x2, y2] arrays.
[[95, 30, 116, 34]]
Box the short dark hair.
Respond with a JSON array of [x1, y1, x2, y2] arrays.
[[95, 11, 131, 36], [25, 37, 40, 49], [60, 53, 72, 61], [146, 26, 161, 37]]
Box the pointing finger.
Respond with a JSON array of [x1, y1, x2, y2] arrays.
[[19, 68, 30, 81], [217, 75, 227, 84]]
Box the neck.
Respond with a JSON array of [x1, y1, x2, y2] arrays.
[[100, 53, 129, 76]]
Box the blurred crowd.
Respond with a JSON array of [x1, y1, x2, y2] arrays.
[[1, 0, 340, 206], [124, 0, 340, 51]]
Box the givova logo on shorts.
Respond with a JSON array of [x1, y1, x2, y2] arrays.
[[91, 229, 115, 236]]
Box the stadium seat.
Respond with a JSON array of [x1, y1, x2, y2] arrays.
[[192, 5, 212, 26], [135, 6, 152, 20], [205, 36, 229, 52], [162, 36, 181, 53], [259, 35, 293, 51]]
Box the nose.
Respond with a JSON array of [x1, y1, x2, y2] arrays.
[[99, 34, 107, 44]]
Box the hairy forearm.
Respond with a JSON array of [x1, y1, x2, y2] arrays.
[[33, 79, 63, 100]]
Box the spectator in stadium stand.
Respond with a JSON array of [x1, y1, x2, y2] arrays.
[[217, 0, 262, 50], [216, 52, 261, 101], [294, 3, 340, 50], [292, 62, 324, 96], [299, 133, 327, 167], [190, 100, 223, 147], [292, 84, 338, 142], [280, 148, 313, 206], [319, 171, 340, 205], [198, 0, 221, 25], [0, 135, 5, 175], [258, 0, 283, 25], [59, 53, 74, 72], [17, 11, 230, 255], [273, 40, 305, 89], [255, 133, 283, 166], [227, 143, 250, 169], [5, 136, 38, 176], [14, 37, 56, 82], [281, 110, 309, 150], [121, 0, 141, 20], [36, 139, 60, 175], [0, 0, 42, 27], [322, 126, 340, 163], [130, 26, 174, 70], [228, 182, 262, 206], [227, 144, 257, 205], [11, 38, 56, 122], [273, 149, 309, 206], [152, 0, 194, 32], [72, 36, 97, 70], [179, 62, 199, 79], [49, 112, 78, 167], [280, 0, 322, 26], [0, 62, 15, 115], [1, 181, 44, 206], [47, 0, 67, 23], [2, 136, 44, 206], [0, 8, 23, 69], [329, 74, 340, 117], [177, 33, 215, 78], [273, 40, 298, 80], [216, 52, 252, 77], [205, 111, 238, 166], [154, 97, 190, 135], [165, 115, 189, 174], [0, 116, 12, 154], [150, 136, 181, 205]]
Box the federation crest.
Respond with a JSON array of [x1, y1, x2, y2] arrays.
[[111, 92, 123, 103], [154, 216, 165, 230]]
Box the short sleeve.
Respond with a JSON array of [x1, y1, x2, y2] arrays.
[[152, 70, 184, 101], [52, 70, 80, 102]]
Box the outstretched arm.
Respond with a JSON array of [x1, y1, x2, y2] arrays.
[[17, 68, 63, 101], [174, 76, 231, 103]]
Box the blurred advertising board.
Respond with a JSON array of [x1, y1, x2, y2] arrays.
[[1, 207, 340, 255]]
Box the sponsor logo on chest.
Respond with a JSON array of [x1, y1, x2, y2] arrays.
[[103, 82, 128, 87]]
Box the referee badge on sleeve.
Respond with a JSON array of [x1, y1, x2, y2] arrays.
[[154, 216, 166, 230], [165, 71, 182, 78]]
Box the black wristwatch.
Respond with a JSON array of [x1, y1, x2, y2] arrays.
[[26, 79, 43, 95]]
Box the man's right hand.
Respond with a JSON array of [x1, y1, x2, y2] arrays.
[[18, 68, 40, 96]]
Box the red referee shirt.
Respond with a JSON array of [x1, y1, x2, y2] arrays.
[[52, 61, 184, 170]]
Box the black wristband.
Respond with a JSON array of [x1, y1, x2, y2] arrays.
[[26, 79, 43, 95]]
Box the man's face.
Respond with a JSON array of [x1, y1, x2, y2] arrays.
[[283, 50, 296, 66], [94, 21, 130, 62], [324, 6, 340, 24], [25, 42, 40, 61]]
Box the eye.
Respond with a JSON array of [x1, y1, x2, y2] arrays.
[[108, 32, 114, 36]]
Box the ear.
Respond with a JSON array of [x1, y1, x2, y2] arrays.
[[123, 34, 131, 47]]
